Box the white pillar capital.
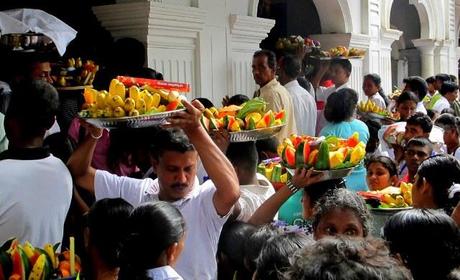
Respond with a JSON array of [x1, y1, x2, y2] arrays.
[[380, 28, 402, 50], [412, 39, 438, 54], [412, 39, 439, 77]]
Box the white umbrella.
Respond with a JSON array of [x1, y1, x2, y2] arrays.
[[0, 8, 77, 55]]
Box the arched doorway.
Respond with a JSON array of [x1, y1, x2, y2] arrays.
[[389, 0, 422, 88]]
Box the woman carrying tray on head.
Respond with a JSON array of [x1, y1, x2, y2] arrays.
[[320, 88, 370, 191]]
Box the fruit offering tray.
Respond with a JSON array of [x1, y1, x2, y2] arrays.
[[286, 167, 354, 182], [82, 109, 185, 129], [228, 124, 285, 142]]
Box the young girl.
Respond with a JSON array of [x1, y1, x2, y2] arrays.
[[365, 155, 399, 191], [312, 188, 372, 240], [435, 113, 460, 160], [119, 201, 186, 280], [395, 91, 418, 121], [362, 74, 388, 109], [412, 155, 460, 215], [384, 209, 460, 280]]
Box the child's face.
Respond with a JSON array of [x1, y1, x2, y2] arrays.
[[366, 162, 397, 191], [445, 89, 459, 103], [314, 208, 364, 240], [397, 101, 417, 121], [443, 128, 459, 146], [330, 64, 349, 86], [362, 78, 379, 96]]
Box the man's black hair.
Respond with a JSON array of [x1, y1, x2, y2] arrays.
[[331, 59, 352, 74], [253, 50, 277, 71], [226, 142, 258, 174], [440, 81, 459, 96], [403, 76, 428, 100], [6, 80, 59, 138], [435, 73, 451, 83], [149, 128, 195, 160], [406, 112, 433, 133], [281, 54, 301, 79], [426, 76, 436, 84]]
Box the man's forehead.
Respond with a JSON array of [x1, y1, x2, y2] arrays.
[[159, 150, 197, 161]]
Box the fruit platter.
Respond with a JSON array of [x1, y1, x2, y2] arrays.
[[257, 157, 292, 191], [277, 133, 366, 181], [309, 45, 366, 60], [53, 58, 99, 89], [358, 183, 413, 210], [357, 100, 399, 121], [200, 97, 286, 142], [275, 36, 321, 54], [0, 237, 81, 280], [79, 76, 190, 129]]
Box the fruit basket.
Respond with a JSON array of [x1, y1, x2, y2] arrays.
[[79, 76, 189, 129], [200, 98, 286, 142], [257, 157, 291, 190], [278, 133, 366, 182], [357, 100, 399, 122], [309, 45, 366, 60], [53, 58, 99, 89], [0, 237, 81, 280]]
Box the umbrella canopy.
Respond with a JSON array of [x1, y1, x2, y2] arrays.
[[0, 8, 77, 55]]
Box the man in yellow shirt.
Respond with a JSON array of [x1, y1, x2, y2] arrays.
[[252, 50, 297, 141]]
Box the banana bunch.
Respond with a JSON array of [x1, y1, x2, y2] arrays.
[[358, 100, 387, 115], [81, 79, 184, 118], [56, 57, 99, 87], [360, 184, 413, 209]]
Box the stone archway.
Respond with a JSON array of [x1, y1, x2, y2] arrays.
[[382, 0, 434, 39], [311, 0, 353, 33]]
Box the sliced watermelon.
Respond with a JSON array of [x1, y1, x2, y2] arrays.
[[275, 110, 286, 122], [307, 149, 319, 166], [166, 99, 181, 111], [263, 110, 275, 127], [284, 146, 296, 168], [209, 118, 219, 130], [303, 142, 311, 165], [347, 132, 360, 147], [247, 117, 256, 130]]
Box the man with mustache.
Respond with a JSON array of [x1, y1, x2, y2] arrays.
[[68, 99, 240, 280]]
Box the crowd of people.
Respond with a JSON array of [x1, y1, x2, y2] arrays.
[[2, 41, 460, 280]]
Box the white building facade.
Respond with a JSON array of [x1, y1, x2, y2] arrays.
[[93, 0, 459, 103]]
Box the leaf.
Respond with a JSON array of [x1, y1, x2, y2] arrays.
[[0, 238, 15, 251], [53, 243, 60, 252]]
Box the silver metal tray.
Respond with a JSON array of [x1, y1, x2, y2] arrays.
[[82, 109, 185, 129], [287, 167, 354, 182], [228, 124, 285, 142]]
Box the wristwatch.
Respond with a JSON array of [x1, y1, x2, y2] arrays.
[[287, 180, 299, 194]]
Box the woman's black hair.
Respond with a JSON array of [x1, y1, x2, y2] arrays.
[[364, 73, 390, 107], [218, 221, 257, 274], [396, 90, 419, 106], [244, 224, 281, 273], [435, 113, 460, 135], [324, 88, 359, 123], [364, 119, 382, 154], [227, 94, 250, 106], [119, 201, 186, 280], [254, 232, 312, 280], [416, 154, 460, 215], [282, 237, 411, 280], [303, 179, 346, 209], [87, 198, 133, 268], [383, 209, 460, 280], [193, 97, 214, 109], [312, 188, 372, 237], [365, 155, 398, 177]]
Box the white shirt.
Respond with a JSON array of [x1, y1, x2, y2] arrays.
[[0, 154, 72, 248], [416, 101, 428, 114], [237, 173, 276, 222], [147, 266, 183, 280], [432, 96, 450, 113], [366, 93, 386, 109], [94, 170, 229, 280], [315, 83, 349, 135], [284, 80, 317, 136]]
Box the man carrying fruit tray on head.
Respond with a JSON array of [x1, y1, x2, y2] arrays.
[[67, 99, 240, 280]]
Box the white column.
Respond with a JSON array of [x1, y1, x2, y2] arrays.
[[412, 39, 438, 78], [380, 28, 403, 95], [228, 15, 275, 97], [93, 2, 206, 99], [434, 40, 451, 74]]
